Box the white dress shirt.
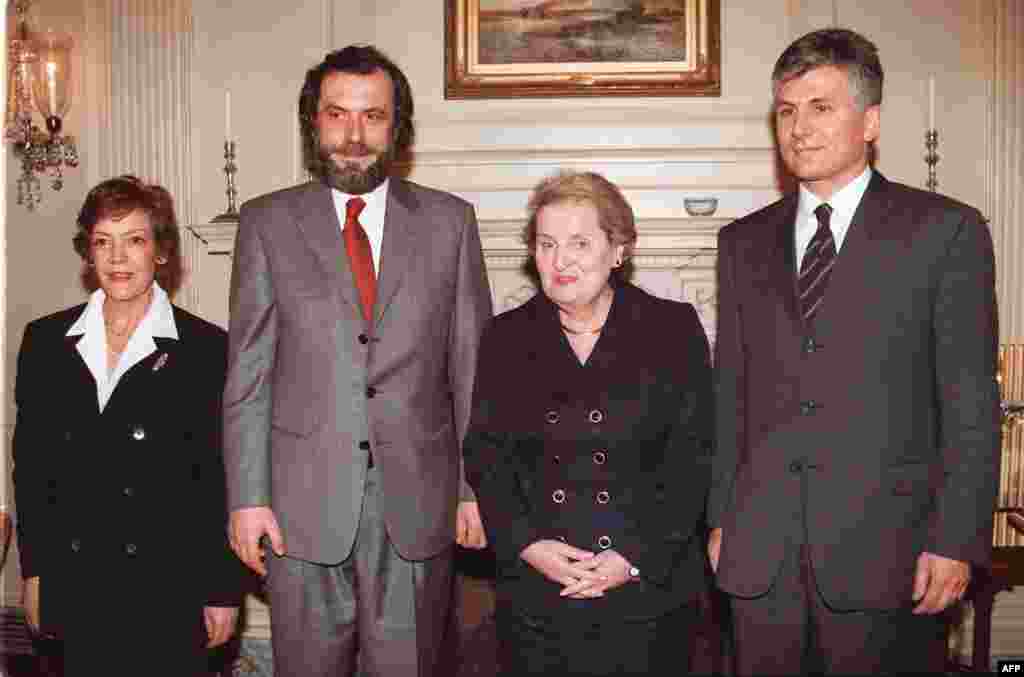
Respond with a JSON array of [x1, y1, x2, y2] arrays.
[[332, 178, 389, 275], [66, 283, 179, 411], [795, 166, 873, 267]]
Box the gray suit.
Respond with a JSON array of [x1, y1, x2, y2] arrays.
[[224, 178, 492, 674]]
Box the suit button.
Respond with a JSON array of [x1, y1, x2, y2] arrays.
[[592, 451, 607, 465], [799, 400, 817, 415], [125, 543, 138, 556], [552, 489, 566, 504], [588, 409, 604, 424], [545, 411, 560, 424], [597, 535, 612, 549], [596, 490, 610, 505], [64, 431, 72, 441], [789, 460, 804, 473], [358, 333, 369, 345], [70, 539, 81, 552], [123, 487, 134, 497], [366, 387, 377, 398], [131, 426, 146, 441], [553, 455, 561, 464], [358, 440, 371, 451]]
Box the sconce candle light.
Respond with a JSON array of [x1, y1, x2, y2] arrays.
[[3, 0, 78, 210]]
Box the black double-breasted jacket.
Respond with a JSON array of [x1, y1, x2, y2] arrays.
[[464, 281, 713, 624], [12, 303, 244, 659]]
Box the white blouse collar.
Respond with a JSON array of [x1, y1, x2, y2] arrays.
[[66, 283, 178, 411]]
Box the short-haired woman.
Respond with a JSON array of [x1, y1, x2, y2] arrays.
[[13, 176, 244, 674], [464, 171, 713, 675]]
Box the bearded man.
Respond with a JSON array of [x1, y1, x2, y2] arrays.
[[223, 45, 493, 677]]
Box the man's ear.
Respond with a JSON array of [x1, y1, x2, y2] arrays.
[[863, 104, 881, 144]]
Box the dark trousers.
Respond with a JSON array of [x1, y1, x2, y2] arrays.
[[496, 604, 696, 676], [729, 544, 948, 675]]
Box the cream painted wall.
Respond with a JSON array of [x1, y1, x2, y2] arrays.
[[187, 1, 994, 222], [838, 0, 991, 211], [188, 2, 333, 225]]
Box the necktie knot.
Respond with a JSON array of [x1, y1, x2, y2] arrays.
[[814, 202, 833, 230], [346, 197, 366, 224]]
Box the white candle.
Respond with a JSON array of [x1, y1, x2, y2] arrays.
[[928, 76, 935, 130], [225, 90, 232, 141], [292, 106, 299, 182], [46, 62, 58, 114]]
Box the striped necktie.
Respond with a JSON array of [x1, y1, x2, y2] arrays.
[[798, 203, 835, 322]]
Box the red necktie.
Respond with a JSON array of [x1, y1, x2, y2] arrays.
[[343, 197, 376, 324]]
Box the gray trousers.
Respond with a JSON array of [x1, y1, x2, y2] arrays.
[[266, 468, 455, 677]]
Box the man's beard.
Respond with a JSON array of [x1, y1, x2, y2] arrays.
[[319, 141, 393, 194]]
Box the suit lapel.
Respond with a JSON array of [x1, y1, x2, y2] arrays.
[[291, 182, 363, 321], [101, 337, 178, 416], [773, 194, 802, 328], [65, 334, 101, 417], [375, 180, 418, 323]]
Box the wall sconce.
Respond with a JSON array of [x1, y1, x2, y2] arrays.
[[4, 0, 78, 210]]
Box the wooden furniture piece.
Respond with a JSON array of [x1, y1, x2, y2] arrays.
[[963, 510, 1024, 672], [962, 346, 1024, 671]]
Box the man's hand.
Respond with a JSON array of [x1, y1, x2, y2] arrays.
[[912, 551, 970, 614], [0, 510, 11, 555], [203, 606, 240, 648], [229, 507, 284, 577], [22, 576, 40, 633], [455, 500, 487, 549], [707, 528, 723, 573]]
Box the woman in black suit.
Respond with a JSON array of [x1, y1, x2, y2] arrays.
[[13, 176, 243, 675], [464, 171, 713, 676]]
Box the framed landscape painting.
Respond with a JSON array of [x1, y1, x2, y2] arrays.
[[445, 0, 720, 99]]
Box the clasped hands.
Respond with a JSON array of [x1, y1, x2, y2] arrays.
[[520, 539, 634, 599]]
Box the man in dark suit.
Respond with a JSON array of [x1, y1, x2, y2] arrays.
[[223, 45, 493, 676], [707, 28, 1000, 674]]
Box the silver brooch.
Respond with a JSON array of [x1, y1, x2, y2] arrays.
[[152, 353, 169, 372]]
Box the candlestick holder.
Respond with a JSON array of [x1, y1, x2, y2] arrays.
[[211, 140, 239, 223], [924, 129, 939, 192], [1003, 400, 1024, 428], [997, 361, 1024, 429]]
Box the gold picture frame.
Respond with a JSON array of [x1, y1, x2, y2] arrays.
[[445, 0, 720, 99]]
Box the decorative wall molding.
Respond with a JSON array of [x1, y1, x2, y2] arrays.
[[83, 0, 196, 308], [987, 0, 1024, 341], [0, 0, 9, 610], [410, 112, 776, 154]]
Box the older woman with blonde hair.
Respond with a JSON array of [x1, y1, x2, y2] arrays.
[[464, 171, 713, 675]]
